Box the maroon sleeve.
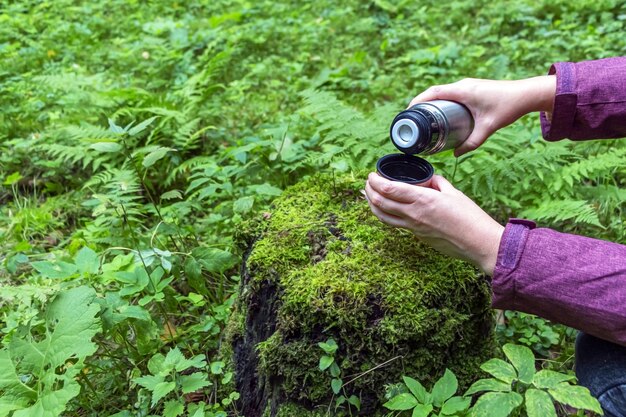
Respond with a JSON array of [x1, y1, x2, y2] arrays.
[[492, 219, 626, 346], [541, 57, 626, 141]]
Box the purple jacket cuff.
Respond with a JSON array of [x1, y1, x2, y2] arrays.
[[540, 56, 626, 141], [492, 219, 626, 347], [492, 219, 536, 309], [540, 62, 577, 141]]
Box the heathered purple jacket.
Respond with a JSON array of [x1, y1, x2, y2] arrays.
[[492, 57, 626, 346]]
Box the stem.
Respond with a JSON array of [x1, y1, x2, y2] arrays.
[[120, 135, 184, 253], [452, 157, 459, 182], [119, 203, 173, 341], [342, 355, 403, 387]]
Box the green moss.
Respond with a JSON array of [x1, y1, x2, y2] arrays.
[[236, 173, 496, 414]]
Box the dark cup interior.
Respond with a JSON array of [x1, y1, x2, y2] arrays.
[[376, 153, 434, 184]]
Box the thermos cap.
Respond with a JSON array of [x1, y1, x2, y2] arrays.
[[389, 110, 431, 154], [376, 153, 434, 185], [391, 118, 420, 149]]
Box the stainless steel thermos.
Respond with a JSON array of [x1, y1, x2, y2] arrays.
[[376, 100, 474, 184], [389, 100, 474, 155]]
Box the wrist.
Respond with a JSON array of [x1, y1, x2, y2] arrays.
[[518, 75, 556, 114], [475, 222, 505, 276]]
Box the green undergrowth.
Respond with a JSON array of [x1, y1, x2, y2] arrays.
[[235, 173, 496, 414]]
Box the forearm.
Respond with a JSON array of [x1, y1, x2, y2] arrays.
[[492, 219, 626, 346]]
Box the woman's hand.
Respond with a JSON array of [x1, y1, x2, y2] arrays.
[[409, 76, 556, 156], [364, 173, 504, 276]]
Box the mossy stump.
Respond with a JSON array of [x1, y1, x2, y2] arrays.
[[229, 174, 495, 417]]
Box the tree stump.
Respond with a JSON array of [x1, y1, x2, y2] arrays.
[[228, 174, 495, 417]]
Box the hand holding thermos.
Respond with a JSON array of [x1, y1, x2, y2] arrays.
[[367, 76, 557, 275]]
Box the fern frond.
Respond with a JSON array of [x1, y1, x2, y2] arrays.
[[556, 147, 626, 190], [519, 199, 603, 228], [299, 89, 388, 167], [63, 124, 116, 142]]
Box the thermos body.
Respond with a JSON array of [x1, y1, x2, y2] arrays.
[[390, 100, 474, 155]]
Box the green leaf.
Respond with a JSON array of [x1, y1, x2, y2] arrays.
[[180, 372, 212, 394], [348, 395, 361, 411], [547, 382, 603, 414], [440, 396, 471, 415], [431, 369, 458, 407], [160, 190, 183, 200], [221, 371, 233, 385], [532, 370, 575, 389], [75, 246, 99, 274], [331, 378, 342, 395], [383, 393, 419, 410], [143, 146, 175, 168], [192, 247, 238, 273], [1, 287, 100, 416], [465, 378, 511, 396], [469, 391, 522, 417], [108, 412, 133, 417], [254, 183, 283, 196], [403, 376, 427, 403], [108, 118, 125, 134], [329, 362, 341, 377], [503, 344, 535, 384], [480, 358, 517, 384], [3, 172, 22, 185], [210, 361, 225, 374], [412, 403, 433, 417], [233, 196, 255, 213], [90, 142, 122, 152], [115, 268, 150, 296], [184, 257, 207, 295], [133, 374, 164, 391], [0, 350, 35, 415], [128, 116, 158, 136], [151, 381, 176, 406], [31, 261, 78, 279], [188, 403, 206, 417], [318, 338, 339, 354], [525, 389, 556, 417], [164, 347, 185, 371], [319, 355, 334, 371], [163, 400, 184, 417]]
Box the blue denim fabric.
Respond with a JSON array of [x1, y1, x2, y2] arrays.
[[576, 333, 626, 417]]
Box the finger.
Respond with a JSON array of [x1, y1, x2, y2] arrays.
[[453, 123, 492, 157], [365, 182, 412, 218], [367, 200, 410, 229], [429, 175, 457, 193], [367, 172, 436, 203], [408, 84, 460, 108]]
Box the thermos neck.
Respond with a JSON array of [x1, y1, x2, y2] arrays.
[[389, 100, 474, 155]]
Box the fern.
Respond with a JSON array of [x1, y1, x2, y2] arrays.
[[83, 169, 145, 238], [553, 147, 626, 191], [36, 124, 123, 172], [519, 199, 604, 228], [299, 89, 393, 168]]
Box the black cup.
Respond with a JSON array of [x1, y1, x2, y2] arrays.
[[376, 153, 434, 185]]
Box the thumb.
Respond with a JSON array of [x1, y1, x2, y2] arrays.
[[429, 175, 457, 193], [408, 84, 461, 108]]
